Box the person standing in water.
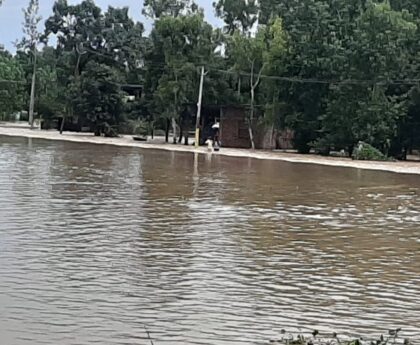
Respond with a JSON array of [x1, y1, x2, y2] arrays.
[[205, 137, 214, 152], [213, 124, 221, 152]]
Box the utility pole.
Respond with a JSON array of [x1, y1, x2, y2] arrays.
[[195, 66, 207, 148]]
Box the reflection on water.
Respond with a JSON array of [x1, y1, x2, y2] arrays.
[[0, 135, 419, 345]]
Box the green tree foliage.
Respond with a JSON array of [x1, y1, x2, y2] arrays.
[[0, 52, 24, 120], [35, 47, 66, 122], [236, 0, 420, 156], [45, 0, 103, 76], [143, 0, 198, 19], [102, 7, 148, 83], [213, 0, 258, 34], [16, 0, 42, 127], [74, 61, 124, 136], [316, 1, 416, 154], [43, 0, 148, 133], [3, 0, 420, 158], [145, 13, 219, 143], [225, 17, 288, 148]]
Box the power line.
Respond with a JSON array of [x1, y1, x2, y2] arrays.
[[10, 45, 420, 87], [0, 79, 26, 84], [209, 68, 420, 86]]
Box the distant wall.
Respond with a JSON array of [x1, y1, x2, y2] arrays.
[[220, 107, 251, 149], [255, 126, 276, 150], [277, 129, 294, 150], [220, 106, 294, 150]]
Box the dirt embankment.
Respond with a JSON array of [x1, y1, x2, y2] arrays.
[[1, 126, 420, 175]]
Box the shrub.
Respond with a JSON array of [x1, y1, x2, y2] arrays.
[[352, 141, 390, 161], [312, 137, 331, 156], [120, 119, 149, 136]]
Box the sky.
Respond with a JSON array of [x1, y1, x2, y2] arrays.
[[0, 0, 222, 52]]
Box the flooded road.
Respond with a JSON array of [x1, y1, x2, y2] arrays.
[[0, 135, 419, 345]]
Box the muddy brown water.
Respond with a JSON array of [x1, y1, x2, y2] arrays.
[[0, 135, 419, 345]]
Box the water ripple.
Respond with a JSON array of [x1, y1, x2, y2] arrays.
[[1, 135, 420, 345]]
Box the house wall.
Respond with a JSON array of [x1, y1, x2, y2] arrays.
[[220, 106, 295, 150], [255, 126, 276, 150], [277, 129, 295, 149], [220, 107, 251, 149]]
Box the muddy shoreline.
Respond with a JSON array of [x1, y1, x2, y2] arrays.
[[1, 126, 420, 175]]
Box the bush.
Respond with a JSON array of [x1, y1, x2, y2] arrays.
[[268, 328, 410, 345], [352, 141, 390, 161], [312, 137, 331, 156], [120, 119, 149, 136], [294, 134, 312, 154]]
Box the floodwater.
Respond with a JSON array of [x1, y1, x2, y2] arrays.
[[0, 135, 419, 345]]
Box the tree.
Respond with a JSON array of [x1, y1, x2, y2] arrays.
[[268, 0, 334, 153], [258, 17, 289, 145], [101, 6, 148, 84], [18, 0, 42, 128], [143, 0, 198, 19], [4, 0, 420, 156], [74, 61, 124, 136], [226, 18, 288, 149], [258, 0, 283, 24], [214, 0, 259, 34], [0, 53, 24, 120], [45, 0, 103, 77], [45, 0, 103, 132], [35, 46, 66, 125], [316, 2, 417, 155], [146, 13, 217, 144], [228, 31, 265, 149], [44, 1, 148, 135]]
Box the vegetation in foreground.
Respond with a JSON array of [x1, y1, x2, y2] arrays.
[[268, 329, 413, 345], [142, 327, 414, 345], [2, 0, 420, 159]]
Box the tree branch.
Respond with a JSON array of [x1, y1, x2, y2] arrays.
[[253, 62, 267, 89]]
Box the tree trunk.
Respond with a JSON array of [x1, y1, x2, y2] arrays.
[[93, 118, 101, 137], [248, 61, 265, 150], [75, 54, 81, 78], [172, 117, 178, 144], [165, 118, 170, 143], [29, 49, 37, 129], [270, 124, 275, 150], [59, 116, 65, 134], [248, 60, 256, 150], [248, 126, 256, 150], [150, 121, 154, 139], [179, 124, 183, 143], [249, 85, 256, 150]]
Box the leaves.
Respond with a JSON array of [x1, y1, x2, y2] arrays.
[[0, 53, 24, 119], [143, 0, 198, 19], [74, 61, 124, 133], [2, 0, 420, 155], [213, 0, 259, 34]]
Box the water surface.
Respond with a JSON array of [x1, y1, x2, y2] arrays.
[[1, 136, 419, 345]]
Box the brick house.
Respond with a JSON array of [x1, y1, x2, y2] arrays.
[[219, 106, 251, 148], [184, 104, 295, 150], [218, 105, 294, 150]]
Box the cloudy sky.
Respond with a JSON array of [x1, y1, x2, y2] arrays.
[[0, 0, 222, 51]]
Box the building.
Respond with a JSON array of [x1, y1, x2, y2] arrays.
[[219, 106, 251, 148], [198, 105, 294, 150]]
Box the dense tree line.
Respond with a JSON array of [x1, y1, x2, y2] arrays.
[[2, 0, 420, 157]]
